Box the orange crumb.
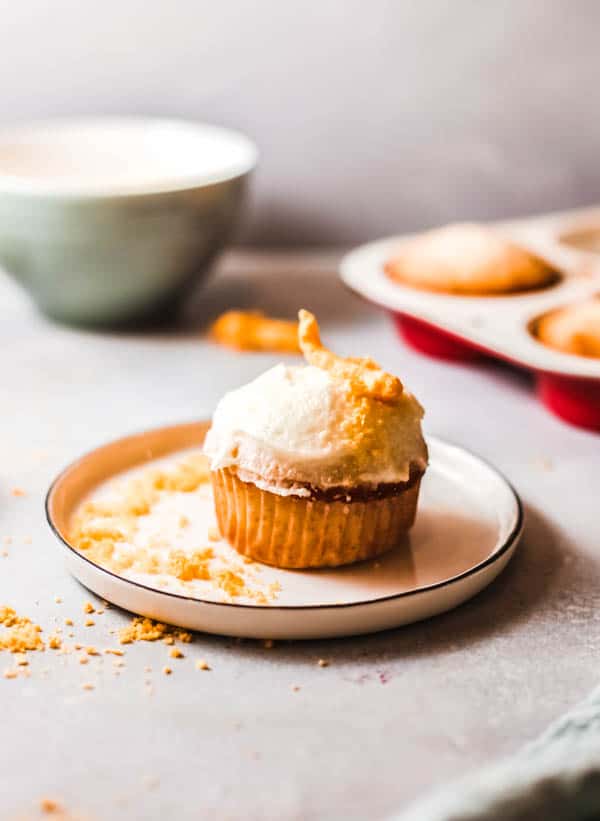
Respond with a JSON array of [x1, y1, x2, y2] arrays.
[[163, 636, 174, 646], [169, 647, 184, 659], [83, 602, 95, 614], [119, 617, 171, 645], [48, 634, 62, 650], [15, 654, 28, 666], [104, 648, 124, 656], [208, 526, 220, 542], [318, 659, 330, 667], [0, 606, 45, 653], [11, 487, 26, 497], [85, 646, 99, 656], [3, 668, 18, 679], [65, 618, 74, 626], [40, 798, 61, 813], [162, 666, 172, 675], [214, 569, 246, 598], [291, 685, 301, 692], [210, 310, 301, 354], [79, 656, 89, 665], [81, 682, 94, 690], [74, 643, 83, 650], [96, 608, 105, 615], [144, 666, 152, 673], [167, 548, 213, 582], [1, 552, 8, 558], [84, 619, 95, 627], [54, 597, 62, 604], [195, 659, 210, 671]]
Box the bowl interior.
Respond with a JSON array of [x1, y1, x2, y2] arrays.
[[0, 117, 257, 195]]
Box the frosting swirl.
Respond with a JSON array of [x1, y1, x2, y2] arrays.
[[204, 363, 427, 497]]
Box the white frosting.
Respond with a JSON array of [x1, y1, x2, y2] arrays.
[[204, 364, 427, 495]]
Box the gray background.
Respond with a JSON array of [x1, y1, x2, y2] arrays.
[[1, 0, 598, 243]]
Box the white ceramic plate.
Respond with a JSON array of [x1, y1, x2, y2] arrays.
[[46, 422, 523, 640]]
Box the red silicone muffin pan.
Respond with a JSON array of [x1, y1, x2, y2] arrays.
[[339, 208, 600, 432]]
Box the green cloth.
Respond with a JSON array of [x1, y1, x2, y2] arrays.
[[393, 686, 600, 821]]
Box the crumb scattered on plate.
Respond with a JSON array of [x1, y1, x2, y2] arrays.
[[69, 453, 281, 606]]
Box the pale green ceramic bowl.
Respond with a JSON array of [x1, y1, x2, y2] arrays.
[[0, 118, 257, 325]]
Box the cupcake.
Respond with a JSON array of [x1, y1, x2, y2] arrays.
[[203, 310, 428, 568], [536, 297, 600, 358], [384, 222, 558, 296]]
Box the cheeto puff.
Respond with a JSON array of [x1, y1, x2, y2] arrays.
[[298, 310, 402, 403], [210, 310, 300, 354]]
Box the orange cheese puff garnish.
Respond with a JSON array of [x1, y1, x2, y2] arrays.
[[210, 311, 301, 354], [298, 309, 402, 403]]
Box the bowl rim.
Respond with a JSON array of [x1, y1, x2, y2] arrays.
[[0, 116, 258, 198]]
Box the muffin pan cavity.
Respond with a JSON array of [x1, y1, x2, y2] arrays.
[[529, 297, 600, 359], [340, 208, 600, 431]]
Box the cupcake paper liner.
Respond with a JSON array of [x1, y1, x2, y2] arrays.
[[211, 468, 421, 569]]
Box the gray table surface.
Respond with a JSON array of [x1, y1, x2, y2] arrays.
[[1, 250, 598, 821]]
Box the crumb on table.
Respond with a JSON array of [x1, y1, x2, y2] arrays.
[[0, 606, 44, 654], [118, 617, 191, 646], [40, 798, 61, 813]]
